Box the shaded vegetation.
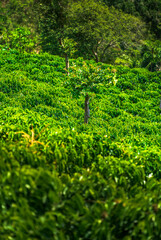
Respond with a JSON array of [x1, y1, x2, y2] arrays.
[[0, 0, 161, 70]]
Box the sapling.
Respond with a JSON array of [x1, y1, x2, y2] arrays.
[[59, 37, 77, 75]]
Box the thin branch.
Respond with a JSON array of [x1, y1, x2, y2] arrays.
[[100, 41, 116, 62]]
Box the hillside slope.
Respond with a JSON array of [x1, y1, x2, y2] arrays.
[[0, 49, 161, 239]]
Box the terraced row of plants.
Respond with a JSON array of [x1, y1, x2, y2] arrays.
[[0, 48, 161, 239]]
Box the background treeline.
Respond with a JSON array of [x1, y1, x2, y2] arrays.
[[0, 0, 161, 70]]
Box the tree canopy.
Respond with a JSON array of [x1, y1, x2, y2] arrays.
[[65, 0, 146, 63], [0, 0, 160, 69], [39, 0, 147, 64], [102, 0, 161, 39]]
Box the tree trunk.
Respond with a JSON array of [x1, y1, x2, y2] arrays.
[[84, 94, 90, 124], [92, 49, 99, 63], [65, 54, 69, 75], [100, 41, 115, 62]]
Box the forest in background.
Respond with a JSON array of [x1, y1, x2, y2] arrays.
[[0, 0, 161, 71]]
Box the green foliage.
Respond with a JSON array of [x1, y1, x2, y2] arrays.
[[0, 0, 160, 68], [38, 0, 146, 64], [102, 0, 161, 39], [39, 0, 70, 55], [0, 49, 161, 239], [65, 0, 146, 63], [1, 27, 37, 53], [141, 40, 161, 71], [59, 37, 77, 57]]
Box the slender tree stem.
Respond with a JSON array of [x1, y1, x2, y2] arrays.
[[84, 94, 90, 124]]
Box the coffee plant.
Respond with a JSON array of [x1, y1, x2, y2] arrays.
[[0, 48, 161, 239]]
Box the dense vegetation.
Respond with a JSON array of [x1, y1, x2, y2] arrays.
[[102, 0, 161, 39], [0, 48, 161, 239], [0, 0, 161, 70], [0, 0, 161, 239]]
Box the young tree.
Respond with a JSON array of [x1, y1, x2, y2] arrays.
[[59, 37, 77, 75], [69, 59, 117, 123]]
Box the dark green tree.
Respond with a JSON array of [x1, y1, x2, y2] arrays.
[[102, 0, 161, 39], [39, 0, 70, 54], [39, 0, 78, 73], [65, 0, 146, 63], [141, 40, 161, 71]]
